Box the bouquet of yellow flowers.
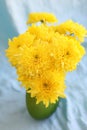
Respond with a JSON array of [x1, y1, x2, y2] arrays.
[[6, 12, 86, 120]]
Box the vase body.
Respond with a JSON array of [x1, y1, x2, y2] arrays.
[[26, 92, 59, 120]]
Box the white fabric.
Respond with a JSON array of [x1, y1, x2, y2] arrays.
[[0, 0, 87, 130]]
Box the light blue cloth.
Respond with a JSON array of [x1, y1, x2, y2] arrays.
[[0, 0, 87, 130]]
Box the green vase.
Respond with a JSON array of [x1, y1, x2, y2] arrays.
[[26, 92, 59, 120]]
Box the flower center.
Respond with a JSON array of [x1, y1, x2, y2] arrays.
[[17, 44, 21, 48], [43, 83, 48, 87], [66, 51, 69, 55], [34, 54, 39, 59], [40, 20, 44, 23]]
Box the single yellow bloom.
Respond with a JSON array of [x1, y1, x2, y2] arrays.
[[6, 32, 35, 66], [27, 71, 66, 107], [55, 20, 87, 42], [27, 24, 55, 42], [27, 12, 58, 24], [51, 37, 86, 71]]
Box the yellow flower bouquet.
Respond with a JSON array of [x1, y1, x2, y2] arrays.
[[6, 12, 86, 120]]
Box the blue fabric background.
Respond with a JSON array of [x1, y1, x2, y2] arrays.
[[0, 0, 87, 130]]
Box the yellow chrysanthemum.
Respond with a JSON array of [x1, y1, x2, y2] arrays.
[[61, 39, 85, 71], [6, 32, 35, 66], [55, 20, 87, 42], [6, 12, 86, 107], [27, 24, 55, 42], [27, 71, 66, 107], [16, 43, 51, 75], [27, 12, 58, 24], [50, 36, 86, 71]]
